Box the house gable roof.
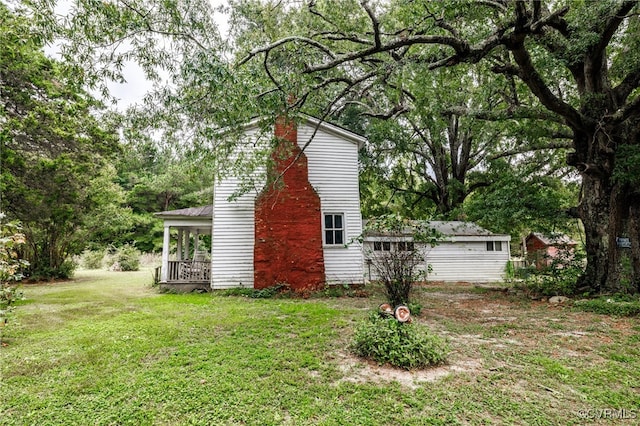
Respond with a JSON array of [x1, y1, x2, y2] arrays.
[[243, 114, 367, 149]]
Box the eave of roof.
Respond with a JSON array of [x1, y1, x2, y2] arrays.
[[154, 205, 213, 219], [243, 114, 367, 149]]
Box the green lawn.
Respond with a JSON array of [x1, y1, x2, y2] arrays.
[[1, 270, 639, 425]]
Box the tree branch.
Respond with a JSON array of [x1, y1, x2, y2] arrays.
[[508, 42, 584, 129], [490, 140, 573, 160], [237, 36, 335, 66], [360, 0, 381, 48]]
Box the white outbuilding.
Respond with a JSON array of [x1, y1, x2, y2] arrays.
[[364, 221, 511, 283]]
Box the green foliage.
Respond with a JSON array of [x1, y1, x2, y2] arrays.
[[79, 250, 105, 270], [574, 296, 640, 317], [518, 249, 586, 297], [350, 312, 449, 369], [464, 161, 579, 245], [613, 145, 640, 189], [0, 4, 119, 280], [105, 244, 141, 272], [364, 214, 440, 306], [0, 214, 27, 336], [219, 284, 288, 299]]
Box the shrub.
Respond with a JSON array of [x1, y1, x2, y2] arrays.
[[105, 244, 140, 272], [364, 215, 440, 306], [518, 250, 585, 296], [1, 214, 28, 337], [350, 312, 449, 369], [80, 249, 105, 269]]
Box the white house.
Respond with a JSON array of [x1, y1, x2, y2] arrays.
[[364, 221, 511, 283], [156, 115, 366, 292]]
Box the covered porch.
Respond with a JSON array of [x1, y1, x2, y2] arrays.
[[155, 206, 213, 292]]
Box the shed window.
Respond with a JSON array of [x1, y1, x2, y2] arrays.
[[486, 241, 502, 251], [324, 214, 344, 245], [398, 242, 415, 251], [374, 241, 391, 251]]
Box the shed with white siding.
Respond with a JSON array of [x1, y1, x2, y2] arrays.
[[364, 221, 511, 283], [157, 114, 365, 291]]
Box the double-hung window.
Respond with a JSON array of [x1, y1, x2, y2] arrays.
[[324, 213, 345, 246]]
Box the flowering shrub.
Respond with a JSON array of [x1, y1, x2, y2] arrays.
[[1, 213, 28, 336]]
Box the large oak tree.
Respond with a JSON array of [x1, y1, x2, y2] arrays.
[[237, 0, 640, 294]]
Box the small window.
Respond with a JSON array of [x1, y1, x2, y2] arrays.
[[486, 241, 502, 251], [374, 241, 391, 251], [398, 242, 415, 251], [324, 213, 344, 245]]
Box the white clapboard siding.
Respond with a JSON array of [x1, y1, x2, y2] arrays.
[[363, 235, 511, 283], [211, 118, 366, 288], [211, 128, 265, 289], [298, 122, 364, 284], [426, 239, 511, 283]]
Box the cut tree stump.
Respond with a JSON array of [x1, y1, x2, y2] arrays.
[[394, 305, 412, 323]]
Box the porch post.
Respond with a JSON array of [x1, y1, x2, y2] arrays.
[[184, 230, 190, 260], [161, 225, 170, 282], [177, 229, 183, 261]]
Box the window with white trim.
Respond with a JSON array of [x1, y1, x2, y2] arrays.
[[486, 241, 503, 251], [373, 241, 391, 251], [398, 241, 415, 251], [324, 213, 345, 245]]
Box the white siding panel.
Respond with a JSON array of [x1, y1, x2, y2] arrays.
[[298, 124, 364, 284], [211, 175, 257, 288], [363, 239, 511, 283], [426, 241, 510, 282], [211, 128, 265, 289]]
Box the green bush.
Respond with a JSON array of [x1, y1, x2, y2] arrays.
[[28, 259, 77, 281], [574, 296, 640, 317], [1, 215, 28, 336], [518, 250, 585, 297], [80, 249, 105, 269], [105, 244, 140, 272], [350, 312, 449, 369]]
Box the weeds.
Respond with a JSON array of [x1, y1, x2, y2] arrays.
[[350, 311, 449, 369], [574, 296, 640, 317]]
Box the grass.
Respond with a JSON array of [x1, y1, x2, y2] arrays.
[[1, 272, 639, 425]]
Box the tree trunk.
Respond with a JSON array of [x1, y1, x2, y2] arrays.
[[576, 134, 640, 294]]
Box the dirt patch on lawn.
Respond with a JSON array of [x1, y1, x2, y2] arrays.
[[334, 350, 482, 390], [333, 281, 639, 390]]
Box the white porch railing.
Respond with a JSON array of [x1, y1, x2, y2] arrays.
[[165, 260, 210, 283]]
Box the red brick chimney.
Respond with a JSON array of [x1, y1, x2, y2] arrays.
[[253, 116, 326, 291]]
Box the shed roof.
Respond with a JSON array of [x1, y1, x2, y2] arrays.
[[363, 220, 503, 237], [527, 232, 577, 246]]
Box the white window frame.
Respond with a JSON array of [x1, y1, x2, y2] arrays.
[[373, 241, 392, 251], [486, 241, 502, 251], [323, 213, 346, 247]]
